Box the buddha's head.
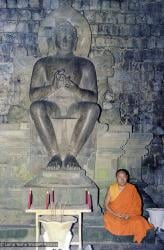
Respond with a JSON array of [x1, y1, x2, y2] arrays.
[[55, 21, 77, 54]]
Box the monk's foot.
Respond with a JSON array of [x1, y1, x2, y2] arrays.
[[63, 154, 81, 170], [47, 155, 62, 169]]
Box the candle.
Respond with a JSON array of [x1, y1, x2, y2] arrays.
[[88, 192, 92, 210], [85, 189, 88, 204], [28, 188, 32, 209], [50, 189, 54, 204], [46, 191, 50, 209]]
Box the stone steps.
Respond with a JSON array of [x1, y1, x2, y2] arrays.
[[0, 222, 160, 250], [0, 225, 35, 242]]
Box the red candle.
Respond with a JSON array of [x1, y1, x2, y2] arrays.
[[28, 188, 32, 209], [50, 189, 54, 204], [88, 192, 92, 210], [46, 191, 50, 209], [85, 189, 88, 204]]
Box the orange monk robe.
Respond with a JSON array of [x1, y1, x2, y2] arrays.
[[103, 183, 153, 244]]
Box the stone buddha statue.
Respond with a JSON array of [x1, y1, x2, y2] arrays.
[[29, 21, 100, 169]]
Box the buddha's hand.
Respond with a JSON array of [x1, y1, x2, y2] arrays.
[[65, 76, 79, 93], [52, 69, 66, 90]]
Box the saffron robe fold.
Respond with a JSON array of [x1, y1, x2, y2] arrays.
[[103, 183, 153, 243]]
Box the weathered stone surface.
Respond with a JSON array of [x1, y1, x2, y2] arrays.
[[24, 168, 99, 212], [17, 0, 29, 9], [0, 0, 163, 237]]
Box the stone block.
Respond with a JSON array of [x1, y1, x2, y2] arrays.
[[7, 9, 20, 21], [106, 12, 117, 24], [159, 25, 164, 36], [126, 14, 136, 24], [111, 1, 120, 10], [17, 10, 31, 21], [120, 1, 128, 11], [134, 50, 145, 62], [31, 9, 45, 20], [147, 37, 156, 49], [147, 14, 161, 25], [25, 33, 37, 46], [135, 14, 147, 24], [95, 12, 104, 23], [4, 21, 17, 33], [6, 0, 17, 8], [101, 0, 110, 10], [128, 1, 140, 11], [28, 0, 40, 8], [0, 21, 3, 32], [17, 0, 29, 8], [0, 225, 35, 242], [83, 221, 133, 243], [106, 37, 119, 47], [119, 24, 139, 37], [156, 36, 164, 49], [3, 33, 18, 44], [16, 22, 29, 33], [141, 62, 154, 72], [43, 0, 51, 9], [109, 24, 120, 36], [98, 24, 119, 36], [140, 24, 151, 37], [28, 21, 40, 33], [118, 38, 134, 49], [50, 0, 59, 9], [0, 208, 32, 225], [95, 37, 106, 47], [156, 62, 164, 72], [144, 2, 162, 17], [117, 14, 125, 24], [124, 50, 134, 61], [0, 9, 8, 20], [0, 0, 6, 8], [151, 25, 161, 36]]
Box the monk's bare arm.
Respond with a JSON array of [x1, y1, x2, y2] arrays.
[[29, 61, 55, 102], [104, 189, 120, 217]]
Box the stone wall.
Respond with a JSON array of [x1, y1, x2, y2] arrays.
[[0, 0, 163, 210]]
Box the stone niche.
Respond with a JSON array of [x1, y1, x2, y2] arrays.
[[0, 0, 162, 244]]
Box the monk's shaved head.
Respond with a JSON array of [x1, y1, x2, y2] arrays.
[[116, 169, 129, 178], [116, 169, 130, 186]]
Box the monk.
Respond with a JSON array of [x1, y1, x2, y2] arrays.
[[103, 169, 154, 244]]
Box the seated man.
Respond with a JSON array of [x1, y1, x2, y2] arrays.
[[103, 169, 154, 244]]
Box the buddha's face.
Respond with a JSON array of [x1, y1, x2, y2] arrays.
[[55, 22, 77, 53], [116, 171, 128, 186]]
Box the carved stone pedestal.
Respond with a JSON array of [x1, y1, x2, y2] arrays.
[[24, 169, 99, 213]]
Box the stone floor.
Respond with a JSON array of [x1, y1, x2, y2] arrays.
[[0, 233, 163, 250], [0, 225, 163, 250]]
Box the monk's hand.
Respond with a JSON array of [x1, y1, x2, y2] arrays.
[[115, 212, 123, 218], [120, 214, 130, 220]]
